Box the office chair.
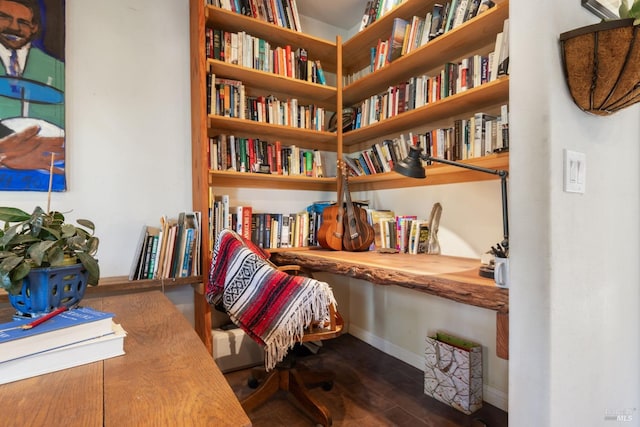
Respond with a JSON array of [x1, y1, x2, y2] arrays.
[[207, 229, 344, 426]]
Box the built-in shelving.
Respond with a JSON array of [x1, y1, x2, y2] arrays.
[[189, 0, 511, 350]]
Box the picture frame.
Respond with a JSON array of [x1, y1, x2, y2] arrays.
[[581, 0, 621, 19]]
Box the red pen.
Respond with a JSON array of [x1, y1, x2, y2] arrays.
[[22, 306, 69, 330]]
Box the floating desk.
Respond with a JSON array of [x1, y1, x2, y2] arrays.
[[269, 250, 509, 359], [0, 291, 250, 427]]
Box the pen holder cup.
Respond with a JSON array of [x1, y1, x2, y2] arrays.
[[9, 264, 90, 317]]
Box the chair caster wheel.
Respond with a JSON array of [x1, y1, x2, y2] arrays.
[[248, 377, 259, 389], [321, 381, 333, 391]]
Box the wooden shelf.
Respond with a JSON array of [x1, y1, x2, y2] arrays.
[[206, 5, 338, 72], [0, 275, 203, 304], [348, 152, 509, 190], [342, 77, 509, 150], [209, 170, 336, 191], [342, 1, 510, 106], [342, 0, 436, 73], [208, 115, 337, 149], [209, 60, 337, 110]]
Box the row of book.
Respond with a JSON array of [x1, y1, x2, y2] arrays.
[[205, 28, 326, 84], [210, 0, 302, 32], [347, 2, 503, 85], [207, 75, 327, 130], [0, 307, 125, 385], [358, 0, 406, 32], [347, 29, 507, 131], [368, 209, 440, 254], [342, 105, 509, 177], [208, 134, 329, 177], [128, 212, 202, 281], [209, 198, 438, 256], [209, 199, 334, 251]]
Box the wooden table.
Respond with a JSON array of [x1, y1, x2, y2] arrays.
[[0, 291, 250, 427]]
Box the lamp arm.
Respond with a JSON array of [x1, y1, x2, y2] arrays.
[[424, 155, 509, 251]]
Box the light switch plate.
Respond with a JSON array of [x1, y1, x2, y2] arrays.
[[563, 149, 586, 193]]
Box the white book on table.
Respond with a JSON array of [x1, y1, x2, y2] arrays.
[[0, 323, 126, 385]]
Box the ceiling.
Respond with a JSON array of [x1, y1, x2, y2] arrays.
[[296, 0, 367, 30]]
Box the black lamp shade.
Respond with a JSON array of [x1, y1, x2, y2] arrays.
[[394, 145, 426, 178]]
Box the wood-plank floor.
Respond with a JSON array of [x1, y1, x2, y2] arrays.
[[224, 334, 508, 426]]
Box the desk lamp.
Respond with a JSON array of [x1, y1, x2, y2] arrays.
[[394, 145, 509, 278]]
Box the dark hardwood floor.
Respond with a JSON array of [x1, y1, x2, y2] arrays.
[[224, 334, 508, 426]]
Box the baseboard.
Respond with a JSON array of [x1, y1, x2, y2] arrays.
[[348, 325, 508, 412]]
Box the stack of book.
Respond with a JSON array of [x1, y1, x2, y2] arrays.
[[0, 307, 126, 385], [129, 211, 202, 281]]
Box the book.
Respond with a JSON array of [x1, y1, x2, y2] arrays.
[[0, 322, 126, 385], [429, 4, 444, 40], [128, 224, 150, 280], [0, 307, 115, 363], [497, 18, 509, 77], [388, 18, 409, 63], [489, 31, 503, 81], [359, 1, 373, 31], [236, 205, 253, 241], [315, 60, 326, 85]]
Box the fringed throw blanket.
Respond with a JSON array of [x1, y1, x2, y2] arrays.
[[207, 229, 336, 370]]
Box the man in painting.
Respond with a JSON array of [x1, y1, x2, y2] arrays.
[[0, 0, 65, 186]]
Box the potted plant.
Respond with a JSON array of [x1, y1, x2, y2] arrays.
[[559, 0, 640, 115], [0, 206, 100, 315]]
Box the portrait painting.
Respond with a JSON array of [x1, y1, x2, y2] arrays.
[[0, 0, 65, 191]]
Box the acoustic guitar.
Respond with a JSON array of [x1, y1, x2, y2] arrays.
[[316, 162, 344, 251], [341, 164, 375, 252]]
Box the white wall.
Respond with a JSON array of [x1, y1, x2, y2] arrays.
[[511, 1, 640, 426], [2, 0, 195, 315]]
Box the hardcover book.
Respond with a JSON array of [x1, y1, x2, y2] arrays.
[[0, 307, 115, 363], [0, 322, 126, 385]]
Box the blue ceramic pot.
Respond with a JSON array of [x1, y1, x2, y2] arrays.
[[9, 263, 89, 316]]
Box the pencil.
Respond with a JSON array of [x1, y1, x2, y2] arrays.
[[22, 306, 69, 330]]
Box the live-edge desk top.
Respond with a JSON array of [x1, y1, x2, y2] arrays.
[[192, 249, 509, 359], [269, 250, 508, 313], [0, 291, 251, 427]]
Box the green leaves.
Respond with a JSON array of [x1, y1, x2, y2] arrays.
[[0, 206, 100, 294], [0, 207, 31, 223], [619, 0, 640, 22]]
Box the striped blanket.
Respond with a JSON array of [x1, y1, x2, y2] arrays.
[[207, 229, 336, 370]]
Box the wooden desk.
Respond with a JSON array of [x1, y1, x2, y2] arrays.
[[0, 291, 250, 427], [270, 250, 508, 313], [194, 249, 509, 359], [271, 250, 509, 360]]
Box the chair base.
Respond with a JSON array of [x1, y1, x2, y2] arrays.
[[241, 361, 334, 426]]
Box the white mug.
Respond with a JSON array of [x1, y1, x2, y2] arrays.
[[494, 257, 510, 288]]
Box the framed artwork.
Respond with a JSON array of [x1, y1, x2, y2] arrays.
[[0, 0, 65, 192], [581, 0, 621, 19]]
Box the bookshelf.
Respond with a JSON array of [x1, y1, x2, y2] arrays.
[[189, 0, 510, 352], [342, 0, 510, 191], [189, 0, 342, 351]]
